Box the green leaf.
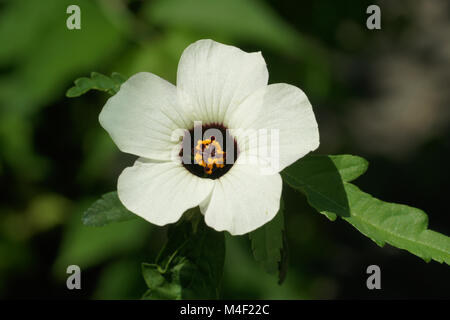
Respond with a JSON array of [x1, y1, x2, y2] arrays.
[[142, 263, 181, 299], [282, 154, 450, 265], [341, 183, 450, 264], [111, 72, 127, 84], [282, 154, 368, 221], [142, 259, 211, 300], [66, 72, 126, 97], [284, 154, 369, 184], [142, 210, 225, 299], [82, 192, 137, 227], [249, 199, 285, 276]]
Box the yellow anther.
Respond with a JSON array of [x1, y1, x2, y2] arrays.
[[194, 137, 227, 175]]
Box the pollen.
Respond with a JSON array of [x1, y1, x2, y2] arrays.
[[180, 123, 238, 179], [194, 137, 226, 175]]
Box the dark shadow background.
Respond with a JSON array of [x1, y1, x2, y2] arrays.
[[0, 0, 449, 299]]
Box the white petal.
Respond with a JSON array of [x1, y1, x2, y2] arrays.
[[99, 72, 191, 161], [202, 163, 282, 235], [229, 83, 319, 172], [177, 39, 269, 125], [118, 159, 214, 226]]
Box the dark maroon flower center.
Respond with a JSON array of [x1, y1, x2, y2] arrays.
[[179, 123, 239, 179]]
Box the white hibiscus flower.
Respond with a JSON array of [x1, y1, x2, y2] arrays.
[[99, 39, 319, 235]]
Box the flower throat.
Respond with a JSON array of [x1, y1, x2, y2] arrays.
[[180, 123, 238, 179]]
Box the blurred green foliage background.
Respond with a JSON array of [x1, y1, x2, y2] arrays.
[[0, 0, 449, 299]]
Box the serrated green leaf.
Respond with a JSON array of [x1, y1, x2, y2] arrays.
[[340, 183, 450, 264], [82, 192, 136, 227], [141, 263, 182, 299], [90, 72, 116, 90], [142, 259, 210, 300], [142, 263, 169, 290], [111, 72, 127, 84], [142, 210, 225, 299], [66, 72, 126, 97], [282, 154, 368, 221], [327, 155, 369, 182], [284, 154, 369, 184], [283, 154, 450, 265], [249, 199, 285, 276]]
